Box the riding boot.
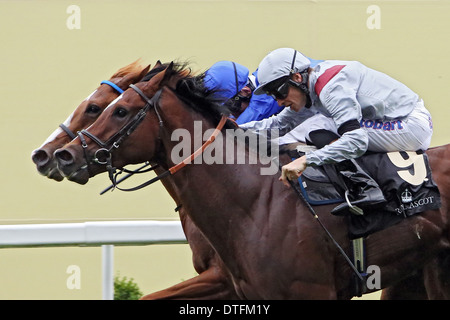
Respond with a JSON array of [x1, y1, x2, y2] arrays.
[[330, 159, 387, 216]]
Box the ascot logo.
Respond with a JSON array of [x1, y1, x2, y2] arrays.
[[395, 195, 435, 215], [401, 189, 413, 203]]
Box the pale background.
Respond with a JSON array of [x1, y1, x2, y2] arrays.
[[0, 0, 448, 299]]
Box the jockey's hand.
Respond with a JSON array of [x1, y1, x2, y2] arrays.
[[279, 155, 307, 187]]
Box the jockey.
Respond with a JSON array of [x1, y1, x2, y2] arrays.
[[203, 61, 283, 124], [253, 47, 434, 215]]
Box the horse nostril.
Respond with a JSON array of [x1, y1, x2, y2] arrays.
[[32, 149, 51, 167], [54, 149, 75, 166]]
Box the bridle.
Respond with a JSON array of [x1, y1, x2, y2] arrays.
[[77, 84, 228, 192], [58, 80, 125, 141], [76, 84, 163, 190], [58, 80, 160, 185]]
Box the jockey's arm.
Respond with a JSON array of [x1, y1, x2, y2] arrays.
[[279, 124, 368, 187], [239, 107, 316, 137], [306, 124, 368, 166], [306, 63, 369, 166]]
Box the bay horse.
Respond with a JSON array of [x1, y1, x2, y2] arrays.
[[31, 62, 239, 299], [54, 64, 450, 299]]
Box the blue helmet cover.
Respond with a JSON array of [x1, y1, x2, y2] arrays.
[[204, 61, 249, 101]]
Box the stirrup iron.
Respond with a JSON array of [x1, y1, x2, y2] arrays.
[[344, 190, 364, 216]]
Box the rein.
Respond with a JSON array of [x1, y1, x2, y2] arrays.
[[79, 84, 228, 192], [107, 114, 227, 193], [169, 115, 227, 175], [99, 161, 158, 195]]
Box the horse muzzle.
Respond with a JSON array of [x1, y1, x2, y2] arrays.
[[54, 147, 90, 184], [31, 148, 65, 181]]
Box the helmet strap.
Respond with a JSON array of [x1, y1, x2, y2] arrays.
[[288, 69, 312, 108]]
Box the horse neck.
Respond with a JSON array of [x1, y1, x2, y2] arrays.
[[153, 165, 187, 225], [157, 108, 285, 248]]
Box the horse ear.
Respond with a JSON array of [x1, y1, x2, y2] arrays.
[[154, 60, 162, 68], [143, 61, 177, 93], [138, 64, 151, 80], [142, 66, 168, 92], [161, 62, 175, 84]]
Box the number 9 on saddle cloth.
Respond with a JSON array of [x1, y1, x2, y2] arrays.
[[292, 149, 441, 239]]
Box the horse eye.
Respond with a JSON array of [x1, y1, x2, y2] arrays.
[[86, 104, 101, 114], [114, 107, 128, 118]]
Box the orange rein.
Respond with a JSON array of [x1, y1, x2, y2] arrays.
[[169, 115, 228, 175]]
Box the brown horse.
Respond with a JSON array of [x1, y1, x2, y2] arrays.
[[32, 62, 238, 299], [381, 144, 450, 299], [54, 64, 450, 299], [31, 59, 150, 181]]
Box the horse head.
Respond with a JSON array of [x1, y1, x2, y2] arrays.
[[31, 59, 151, 181], [54, 62, 193, 184]]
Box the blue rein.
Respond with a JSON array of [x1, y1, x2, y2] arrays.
[[100, 80, 124, 94]]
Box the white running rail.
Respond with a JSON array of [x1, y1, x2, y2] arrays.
[[0, 220, 187, 300]]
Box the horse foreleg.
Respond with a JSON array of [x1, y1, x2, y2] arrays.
[[140, 267, 239, 300]]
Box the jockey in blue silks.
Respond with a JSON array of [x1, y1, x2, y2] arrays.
[[236, 68, 283, 125], [204, 59, 323, 125], [204, 61, 282, 124]]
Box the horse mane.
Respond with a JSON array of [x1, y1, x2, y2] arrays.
[[152, 62, 278, 163], [140, 61, 193, 83], [173, 72, 281, 165], [174, 71, 235, 129], [111, 60, 232, 127], [110, 59, 146, 78]]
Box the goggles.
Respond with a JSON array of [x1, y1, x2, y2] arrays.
[[227, 62, 254, 112], [264, 76, 291, 100], [226, 93, 251, 114]]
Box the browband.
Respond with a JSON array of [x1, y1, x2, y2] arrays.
[[100, 80, 124, 94]]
